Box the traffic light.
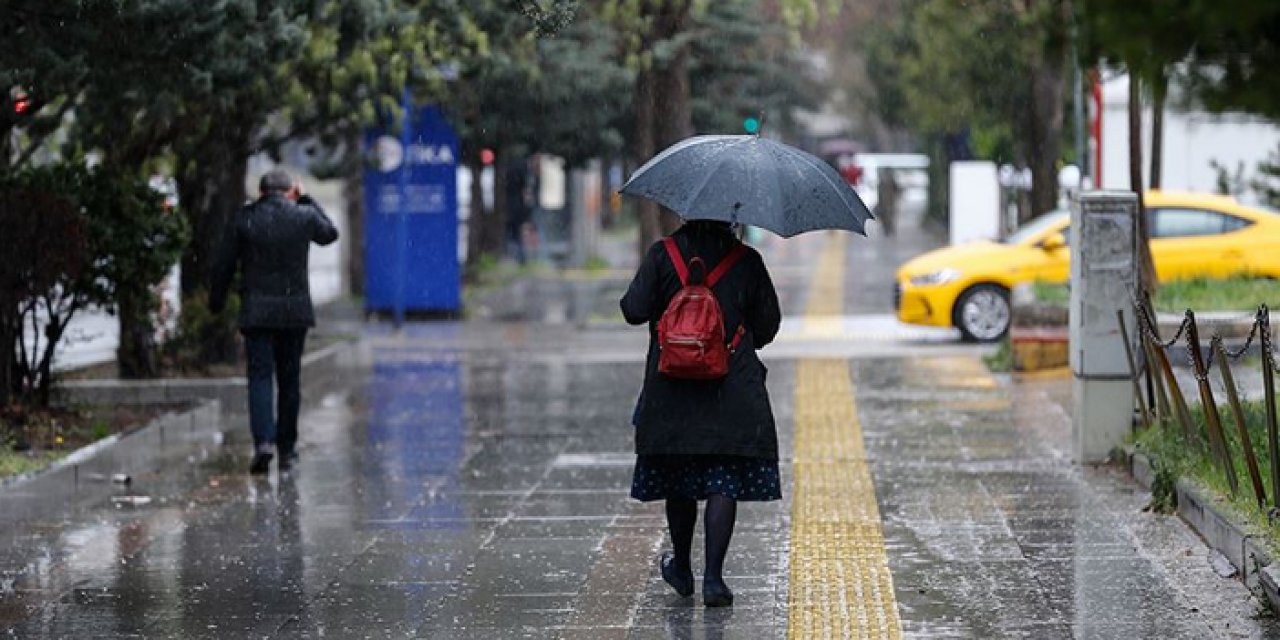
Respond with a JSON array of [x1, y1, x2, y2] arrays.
[[743, 117, 760, 135], [12, 89, 31, 115]]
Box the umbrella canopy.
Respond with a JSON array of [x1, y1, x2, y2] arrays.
[[620, 135, 874, 237]]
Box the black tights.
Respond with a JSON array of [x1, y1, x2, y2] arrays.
[[665, 495, 737, 581]]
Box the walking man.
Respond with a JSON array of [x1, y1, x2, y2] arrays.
[[212, 169, 339, 474]]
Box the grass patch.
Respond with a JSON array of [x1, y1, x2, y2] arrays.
[[582, 255, 611, 273], [1031, 276, 1280, 313], [1031, 281, 1070, 306], [0, 403, 179, 480], [465, 257, 552, 288], [1133, 398, 1280, 554], [982, 337, 1014, 372], [1153, 277, 1280, 313], [0, 449, 66, 479]]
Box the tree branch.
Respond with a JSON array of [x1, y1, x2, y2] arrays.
[[10, 99, 78, 169]]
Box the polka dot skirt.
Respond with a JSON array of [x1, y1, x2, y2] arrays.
[[631, 454, 782, 502]]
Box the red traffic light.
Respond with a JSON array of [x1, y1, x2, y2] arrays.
[[480, 148, 495, 166]]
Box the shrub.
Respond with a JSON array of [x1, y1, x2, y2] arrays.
[[0, 164, 187, 407]]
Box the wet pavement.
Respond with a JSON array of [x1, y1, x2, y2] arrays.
[[1, 214, 1276, 638]]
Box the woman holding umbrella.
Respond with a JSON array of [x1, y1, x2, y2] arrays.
[[620, 219, 781, 607], [620, 134, 872, 607]]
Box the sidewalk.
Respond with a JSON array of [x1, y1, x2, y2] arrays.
[[0, 218, 1273, 638]]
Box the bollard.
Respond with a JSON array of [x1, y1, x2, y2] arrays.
[[1070, 191, 1138, 463]]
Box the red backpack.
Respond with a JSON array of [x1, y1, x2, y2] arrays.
[[657, 238, 748, 380]]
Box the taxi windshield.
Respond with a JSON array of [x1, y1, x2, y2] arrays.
[[1003, 210, 1069, 245]]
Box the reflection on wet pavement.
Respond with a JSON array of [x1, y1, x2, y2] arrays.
[[859, 358, 1279, 639]]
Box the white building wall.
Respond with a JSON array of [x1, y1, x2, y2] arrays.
[[949, 161, 1002, 244], [1100, 73, 1280, 204]]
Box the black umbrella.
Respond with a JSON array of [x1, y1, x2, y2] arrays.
[[620, 135, 874, 237]]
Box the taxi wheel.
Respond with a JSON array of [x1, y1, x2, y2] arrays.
[[954, 284, 1011, 343]]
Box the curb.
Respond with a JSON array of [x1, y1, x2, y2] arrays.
[[0, 401, 222, 527], [1125, 447, 1279, 609], [57, 339, 356, 407]]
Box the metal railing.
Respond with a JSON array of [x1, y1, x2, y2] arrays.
[[1125, 295, 1280, 518]]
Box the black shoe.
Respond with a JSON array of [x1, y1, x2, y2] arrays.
[[660, 552, 694, 597], [703, 577, 733, 607], [249, 448, 274, 475], [278, 450, 297, 472]]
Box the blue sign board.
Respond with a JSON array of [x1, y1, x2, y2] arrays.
[[364, 105, 461, 315]]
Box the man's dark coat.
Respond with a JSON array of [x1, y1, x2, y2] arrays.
[[211, 193, 339, 328]]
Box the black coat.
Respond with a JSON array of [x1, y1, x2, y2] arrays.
[[620, 223, 782, 460], [211, 194, 339, 328]]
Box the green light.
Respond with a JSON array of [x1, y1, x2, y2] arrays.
[[743, 117, 760, 134]]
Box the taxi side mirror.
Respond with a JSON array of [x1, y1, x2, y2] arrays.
[[1042, 233, 1066, 252]]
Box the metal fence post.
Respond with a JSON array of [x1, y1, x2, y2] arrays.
[[1186, 311, 1239, 497], [1261, 305, 1280, 511], [1143, 340, 1172, 425], [1148, 330, 1198, 446], [1215, 338, 1267, 509], [1118, 309, 1151, 430]]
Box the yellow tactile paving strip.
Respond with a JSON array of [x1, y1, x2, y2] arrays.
[[788, 233, 903, 639]]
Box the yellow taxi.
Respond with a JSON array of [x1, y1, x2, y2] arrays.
[[895, 191, 1280, 342]]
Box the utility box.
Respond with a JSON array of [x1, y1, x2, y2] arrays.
[[1070, 191, 1138, 462], [949, 161, 1001, 245], [364, 105, 461, 315]]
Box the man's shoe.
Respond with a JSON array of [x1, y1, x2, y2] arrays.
[[249, 444, 274, 475], [278, 450, 297, 472], [249, 452, 273, 474]]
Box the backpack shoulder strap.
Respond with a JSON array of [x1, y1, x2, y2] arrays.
[[705, 243, 748, 288], [662, 237, 689, 286]]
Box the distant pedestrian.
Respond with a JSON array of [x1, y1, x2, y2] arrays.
[[876, 167, 899, 236], [620, 220, 782, 607], [211, 169, 339, 474], [505, 158, 532, 264]]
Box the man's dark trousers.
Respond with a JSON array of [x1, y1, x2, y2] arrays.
[[242, 328, 307, 456]]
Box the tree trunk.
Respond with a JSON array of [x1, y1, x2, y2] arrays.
[[179, 135, 248, 297], [651, 0, 692, 236], [633, 66, 661, 256], [1149, 71, 1166, 190], [492, 153, 510, 261], [466, 152, 488, 270], [1129, 72, 1158, 295], [1027, 42, 1067, 221], [343, 130, 366, 296], [34, 312, 68, 408], [177, 122, 249, 365], [0, 306, 15, 408], [116, 292, 158, 379]]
